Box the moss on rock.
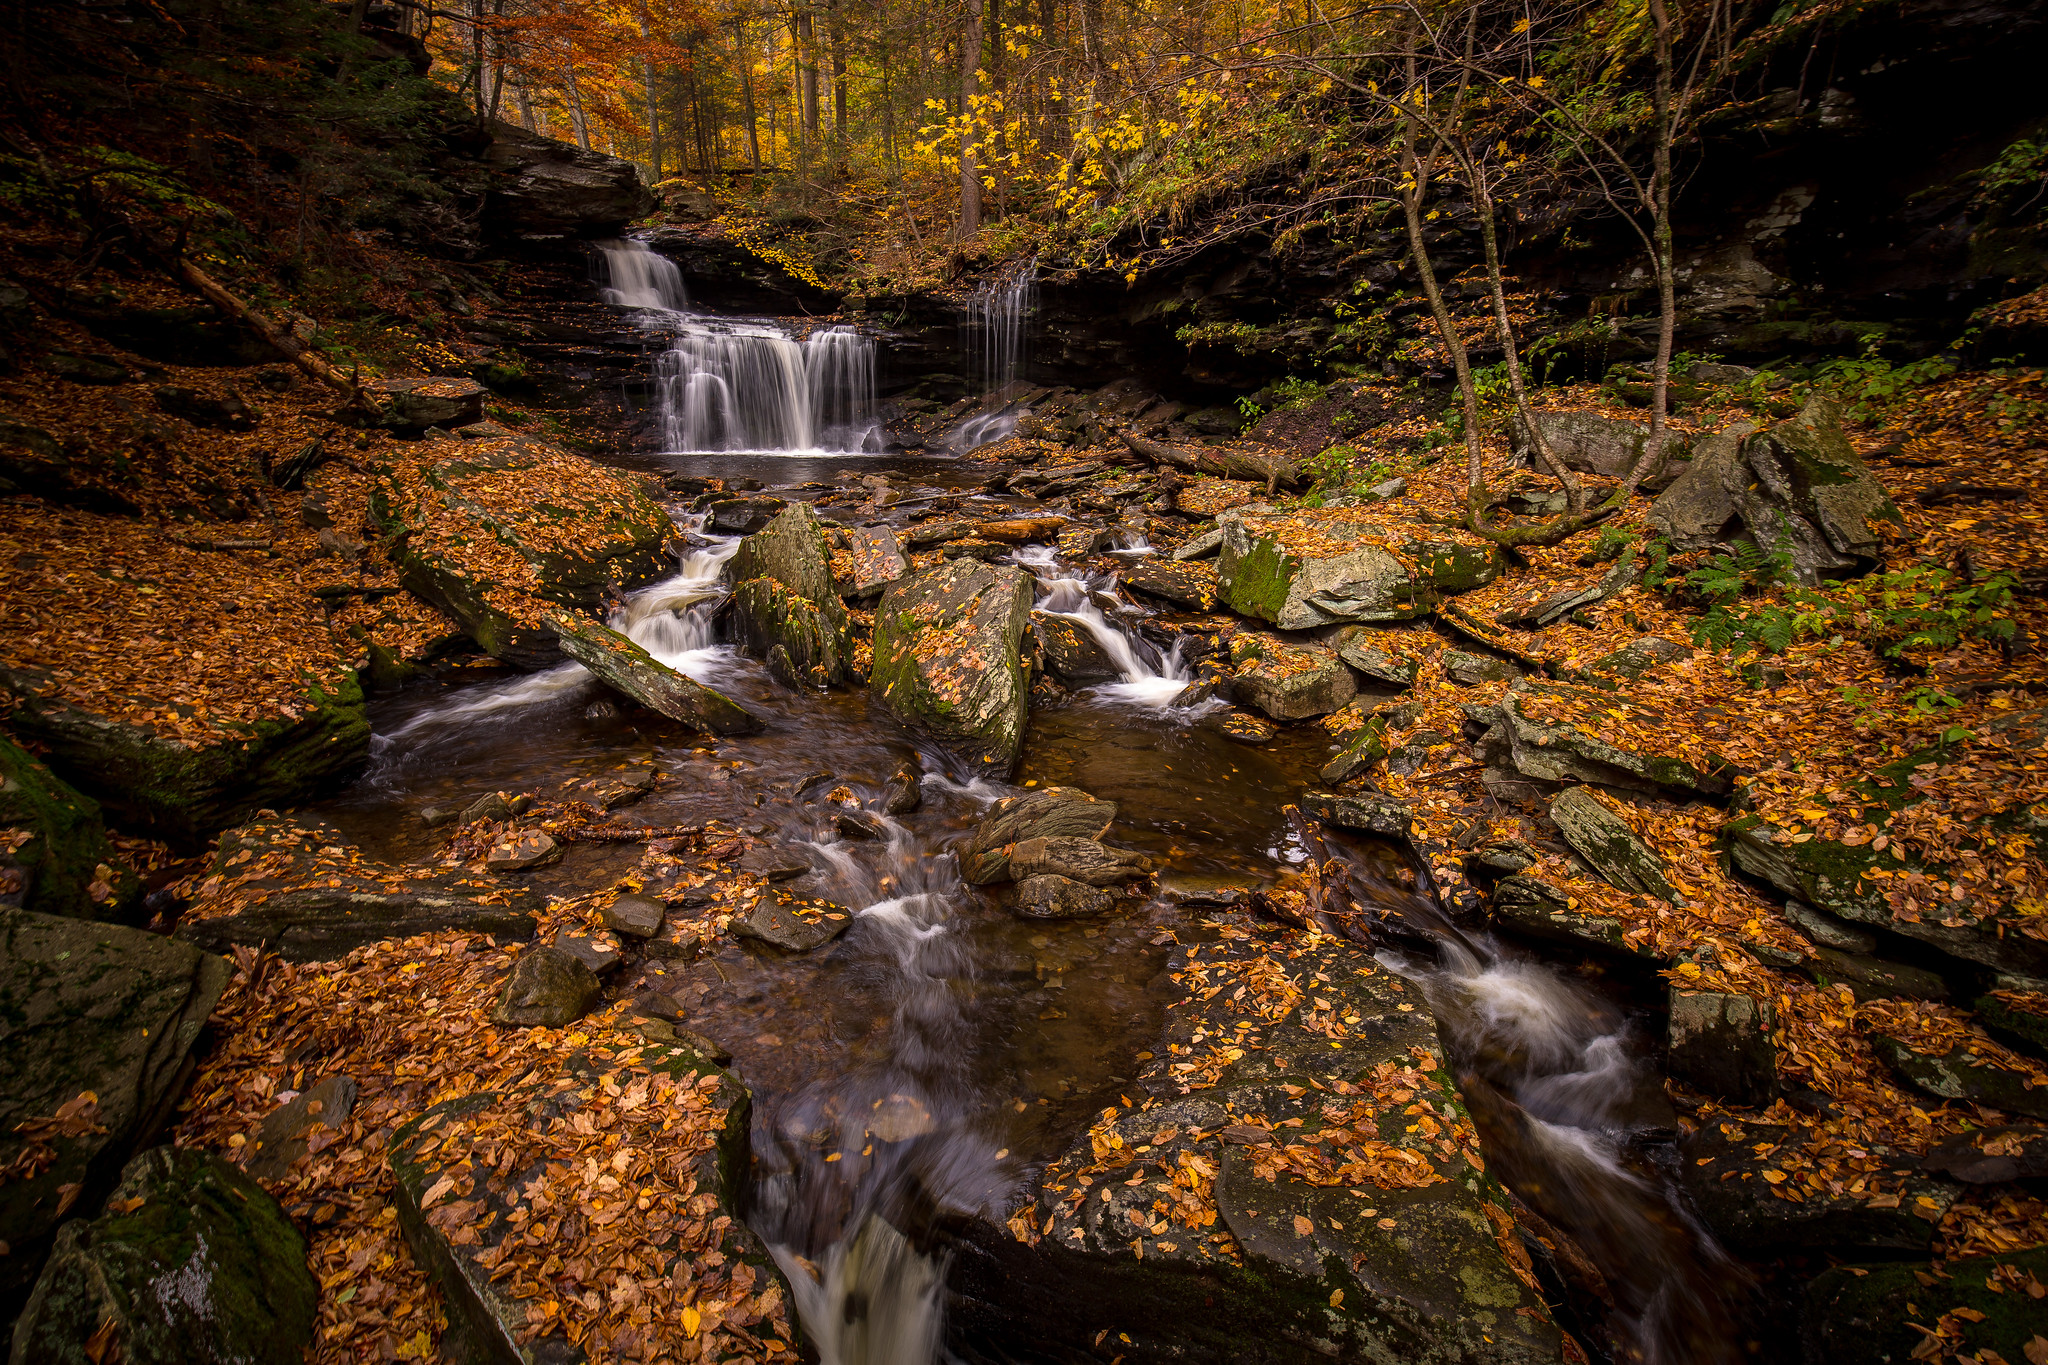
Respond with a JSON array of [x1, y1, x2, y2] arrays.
[[0, 734, 141, 922]]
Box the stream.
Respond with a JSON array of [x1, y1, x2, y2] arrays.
[[306, 241, 1753, 1365]]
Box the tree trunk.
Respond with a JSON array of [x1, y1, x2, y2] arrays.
[[793, 3, 820, 146], [564, 65, 591, 150], [1646, 0, 1677, 467], [828, 0, 848, 149], [957, 0, 985, 238], [1472, 175, 1583, 512], [735, 21, 762, 172]]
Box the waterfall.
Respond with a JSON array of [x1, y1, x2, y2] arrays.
[[1022, 550, 1200, 709], [592, 240, 881, 455], [965, 259, 1035, 398], [595, 238, 688, 312]]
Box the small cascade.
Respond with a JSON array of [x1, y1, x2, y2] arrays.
[[965, 258, 1036, 398], [591, 240, 881, 455], [595, 238, 688, 313], [1024, 552, 1198, 709]]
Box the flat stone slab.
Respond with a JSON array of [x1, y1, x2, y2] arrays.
[[732, 889, 854, 952]]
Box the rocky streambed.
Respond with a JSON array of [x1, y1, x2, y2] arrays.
[[4, 273, 2047, 1365]]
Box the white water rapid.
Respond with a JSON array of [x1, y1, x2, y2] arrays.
[[965, 258, 1035, 397], [594, 239, 882, 455], [1017, 547, 1202, 710]]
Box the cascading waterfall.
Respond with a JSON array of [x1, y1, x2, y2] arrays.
[[593, 240, 882, 455], [1018, 549, 1200, 709], [966, 258, 1036, 398]]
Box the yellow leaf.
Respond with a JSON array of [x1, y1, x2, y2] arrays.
[[1676, 962, 1702, 979], [1330, 1289, 1345, 1307], [1762, 1169, 1787, 1184], [684, 1307, 702, 1337]]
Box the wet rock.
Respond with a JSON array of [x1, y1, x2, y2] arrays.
[[732, 889, 854, 952], [480, 122, 658, 237], [1919, 1125, 2048, 1183], [1868, 1034, 2048, 1121], [575, 767, 655, 810], [1490, 875, 1662, 960], [964, 788, 1118, 884], [1668, 989, 1778, 1105], [483, 829, 559, 872], [1470, 683, 1737, 798], [1009, 836, 1152, 886], [1801, 1247, 2048, 1365], [1547, 787, 1677, 900], [370, 376, 486, 431], [1215, 709, 1276, 745], [1032, 611, 1123, 686], [1303, 790, 1414, 839], [388, 1047, 775, 1365], [1976, 992, 2048, 1060], [1676, 1124, 1956, 1254], [0, 734, 141, 922], [1057, 524, 1110, 558], [1216, 508, 1504, 629], [940, 537, 1010, 562], [729, 504, 856, 688], [369, 435, 673, 670], [461, 790, 516, 824], [1440, 649, 1519, 686], [703, 495, 786, 534], [550, 610, 762, 734], [902, 518, 975, 549], [10, 1145, 316, 1365], [1508, 409, 1690, 482], [1121, 557, 1219, 610], [551, 929, 624, 975], [835, 808, 889, 841], [1783, 900, 1876, 953], [830, 524, 908, 600], [1229, 635, 1357, 721], [975, 516, 1065, 543], [881, 766, 923, 815], [956, 932, 1558, 1363], [1329, 625, 1422, 688], [1651, 398, 1902, 583], [491, 944, 601, 1027], [152, 383, 258, 431], [1804, 946, 1947, 1001], [601, 894, 666, 938], [0, 908, 231, 1306], [739, 847, 811, 881], [870, 561, 1035, 773], [1171, 526, 1225, 561], [1014, 874, 1118, 918], [246, 1074, 358, 1183]]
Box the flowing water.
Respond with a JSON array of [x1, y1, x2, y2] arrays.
[[318, 255, 1754, 1364], [964, 258, 1035, 399]]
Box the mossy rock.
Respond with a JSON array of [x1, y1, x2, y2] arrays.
[[0, 734, 141, 923], [1216, 509, 1503, 630], [869, 561, 1034, 773], [0, 908, 231, 1313], [10, 1144, 316, 1365], [1, 665, 368, 847], [1802, 1247, 2048, 1364]]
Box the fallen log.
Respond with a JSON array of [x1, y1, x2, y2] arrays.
[[1122, 432, 1302, 491]]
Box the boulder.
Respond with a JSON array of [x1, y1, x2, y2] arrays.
[[703, 495, 786, 534], [1803, 946, 1947, 1002], [369, 435, 675, 670], [549, 611, 762, 734], [1440, 649, 1520, 686], [1801, 1248, 2048, 1365], [964, 787, 1118, 884], [1215, 710, 1276, 744], [1032, 612, 1122, 686], [1651, 399, 1902, 583], [1547, 787, 1677, 899], [1469, 683, 1737, 798], [1677, 1123, 1956, 1255], [1508, 408, 1691, 482], [0, 909, 231, 1306], [1918, 1126, 2048, 1183], [1493, 548, 1641, 629], [1783, 900, 1875, 953], [728, 505, 856, 687], [152, 384, 258, 431], [1976, 992, 2048, 1059], [903, 519, 975, 549], [178, 881, 537, 961], [1008, 836, 1152, 886], [480, 120, 658, 237], [1586, 635, 1694, 684], [369, 376, 487, 431], [829, 525, 908, 600], [550, 929, 623, 975], [1013, 874, 1119, 918], [1216, 508, 1504, 629], [1229, 636, 1357, 721], [601, 893, 666, 938], [869, 561, 1035, 772], [1490, 875, 1662, 961], [1667, 989, 1778, 1105], [1, 665, 368, 847], [1303, 790, 1415, 839], [0, 735, 141, 922], [732, 889, 854, 952], [483, 829, 559, 872], [9, 1146, 317, 1365], [0, 417, 137, 514], [245, 1074, 358, 1183], [1328, 626, 1421, 688], [491, 944, 602, 1028], [1121, 557, 1220, 610], [1867, 1034, 2048, 1121]]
